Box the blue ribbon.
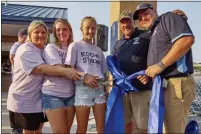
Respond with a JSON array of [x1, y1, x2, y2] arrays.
[[104, 55, 199, 134], [148, 74, 164, 133], [104, 55, 164, 133]]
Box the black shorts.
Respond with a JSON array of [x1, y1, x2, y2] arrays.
[[9, 111, 48, 131]]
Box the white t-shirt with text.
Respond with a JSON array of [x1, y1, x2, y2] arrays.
[[65, 40, 108, 83]]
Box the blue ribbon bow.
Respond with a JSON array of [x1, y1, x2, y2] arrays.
[[104, 55, 164, 133], [104, 55, 199, 134]]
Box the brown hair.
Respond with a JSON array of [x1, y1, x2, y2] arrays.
[[53, 18, 74, 46]]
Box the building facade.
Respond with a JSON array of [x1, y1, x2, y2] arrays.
[[1, 3, 68, 91]]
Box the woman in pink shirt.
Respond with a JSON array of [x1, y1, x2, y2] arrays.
[[42, 19, 76, 133]]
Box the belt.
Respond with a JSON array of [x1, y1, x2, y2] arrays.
[[165, 73, 191, 79]]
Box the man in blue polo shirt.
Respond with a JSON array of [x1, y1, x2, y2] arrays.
[[133, 3, 196, 133], [112, 11, 152, 133]]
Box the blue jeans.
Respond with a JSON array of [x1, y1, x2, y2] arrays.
[[74, 84, 106, 106], [42, 93, 75, 111]]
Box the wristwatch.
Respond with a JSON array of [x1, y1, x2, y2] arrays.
[[157, 61, 166, 70]]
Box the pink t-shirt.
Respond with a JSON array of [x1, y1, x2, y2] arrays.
[[65, 40, 108, 83], [7, 42, 44, 113], [42, 43, 74, 98]]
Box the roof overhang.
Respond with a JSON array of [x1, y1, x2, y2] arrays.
[[2, 15, 57, 26], [1, 3, 68, 26], [1, 3, 67, 36]]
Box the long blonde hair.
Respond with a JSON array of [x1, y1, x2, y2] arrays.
[[26, 20, 48, 44], [53, 19, 74, 46]]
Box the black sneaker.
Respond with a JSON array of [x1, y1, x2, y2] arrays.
[[11, 128, 22, 134]]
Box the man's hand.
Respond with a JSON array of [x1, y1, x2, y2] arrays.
[[137, 75, 149, 84], [172, 9, 188, 20], [145, 64, 164, 78], [84, 74, 99, 88]]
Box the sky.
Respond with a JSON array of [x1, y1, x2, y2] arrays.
[[2, 0, 201, 62]]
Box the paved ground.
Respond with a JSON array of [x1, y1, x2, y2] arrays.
[[1, 92, 97, 133], [2, 92, 201, 133]]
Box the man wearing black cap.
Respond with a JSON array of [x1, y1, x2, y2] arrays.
[[9, 29, 27, 68], [112, 8, 188, 133], [9, 28, 27, 134], [133, 3, 195, 133]]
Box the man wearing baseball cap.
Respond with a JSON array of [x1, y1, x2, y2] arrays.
[[9, 29, 27, 68], [112, 10, 153, 134], [111, 6, 189, 133], [133, 3, 154, 21], [134, 3, 195, 133]]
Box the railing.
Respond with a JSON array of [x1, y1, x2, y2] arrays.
[[190, 74, 201, 115]]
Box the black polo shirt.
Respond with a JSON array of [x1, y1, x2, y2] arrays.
[[147, 12, 194, 78], [113, 28, 152, 91]]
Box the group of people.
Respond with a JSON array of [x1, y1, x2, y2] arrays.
[[113, 3, 196, 134], [8, 17, 107, 134], [7, 3, 196, 134]]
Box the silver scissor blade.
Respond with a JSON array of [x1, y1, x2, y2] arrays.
[[99, 78, 116, 87]]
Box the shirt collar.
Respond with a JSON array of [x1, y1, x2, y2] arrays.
[[151, 16, 161, 32]]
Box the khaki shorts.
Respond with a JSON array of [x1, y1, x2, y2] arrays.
[[163, 76, 196, 133], [123, 90, 151, 130]]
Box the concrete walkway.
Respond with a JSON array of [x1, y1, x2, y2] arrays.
[[1, 92, 97, 133], [2, 92, 201, 133]]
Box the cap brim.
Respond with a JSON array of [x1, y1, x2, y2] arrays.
[[119, 16, 132, 22], [133, 7, 151, 20]]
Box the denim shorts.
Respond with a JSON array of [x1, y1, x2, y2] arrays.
[[42, 93, 75, 111], [75, 84, 106, 106]]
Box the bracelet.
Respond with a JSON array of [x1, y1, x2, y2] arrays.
[[81, 73, 88, 80], [157, 61, 166, 70]]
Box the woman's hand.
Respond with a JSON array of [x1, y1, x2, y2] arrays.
[[84, 74, 99, 88], [63, 68, 82, 80]]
